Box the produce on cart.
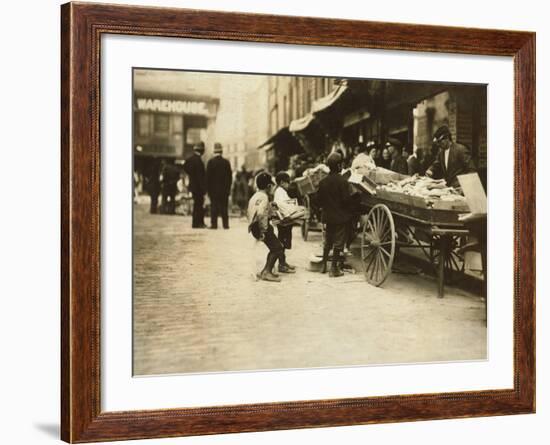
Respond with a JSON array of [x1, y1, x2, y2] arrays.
[[343, 162, 474, 296]]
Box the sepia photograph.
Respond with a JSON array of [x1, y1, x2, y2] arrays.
[[132, 68, 488, 377]]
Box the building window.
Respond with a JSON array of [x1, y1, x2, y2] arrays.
[[137, 113, 150, 137], [186, 128, 206, 145], [153, 114, 169, 135]]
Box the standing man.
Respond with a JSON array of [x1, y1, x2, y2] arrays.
[[144, 158, 161, 214], [183, 141, 207, 228], [206, 142, 233, 229], [425, 125, 476, 188], [160, 159, 179, 215]]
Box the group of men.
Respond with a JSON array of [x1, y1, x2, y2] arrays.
[[183, 141, 233, 229], [248, 124, 477, 282]]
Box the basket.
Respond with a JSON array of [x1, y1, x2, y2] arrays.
[[295, 169, 328, 195]]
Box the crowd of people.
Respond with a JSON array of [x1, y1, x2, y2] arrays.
[[136, 125, 476, 283], [247, 124, 477, 282]]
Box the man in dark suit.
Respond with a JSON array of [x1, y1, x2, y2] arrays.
[[206, 142, 233, 229], [317, 152, 353, 277], [160, 159, 180, 215], [183, 142, 207, 228], [426, 126, 476, 188]]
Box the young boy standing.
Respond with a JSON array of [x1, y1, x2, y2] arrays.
[[247, 172, 284, 282], [317, 152, 352, 277], [273, 172, 297, 274]]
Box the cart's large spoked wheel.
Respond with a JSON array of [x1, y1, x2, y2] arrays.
[[430, 234, 465, 284], [361, 204, 396, 286], [301, 195, 311, 241]]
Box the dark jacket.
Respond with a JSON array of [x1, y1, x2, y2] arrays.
[[428, 142, 476, 188], [206, 155, 233, 198], [390, 154, 408, 175], [161, 163, 180, 193], [407, 155, 422, 176], [183, 153, 206, 196], [317, 172, 353, 225]]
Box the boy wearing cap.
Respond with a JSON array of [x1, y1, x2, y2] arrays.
[[273, 172, 296, 274], [317, 152, 352, 278], [247, 172, 284, 282]]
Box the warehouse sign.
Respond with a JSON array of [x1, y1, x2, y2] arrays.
[[136, 98, 210, 115]]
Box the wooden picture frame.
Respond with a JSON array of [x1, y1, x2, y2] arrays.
[[61, 2, 535, 442]]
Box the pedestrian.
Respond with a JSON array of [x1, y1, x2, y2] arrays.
[[367, 141, 379, 166], [351, 143, 376, 171], [183, 141, 207, 228], [206, 142, 233, 229], [144, 158, 161, 214], [247, 172, 284, 283], [425, 125, 477, 188], [407, 146, 424, 176], [160, 159, 180, 215], [317, 152, 353, 278], [387, 138, 408, 175], [379, 147, 392, 170], [273, 171, 297, 274], [232, 171, 249, 217]]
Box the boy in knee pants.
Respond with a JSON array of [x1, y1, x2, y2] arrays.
[[273, 171, 296, 274], [247, 172, 284, 282], [317, 152, 352, 277]]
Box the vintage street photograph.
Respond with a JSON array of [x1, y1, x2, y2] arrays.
[[132, 68, 487, 376]]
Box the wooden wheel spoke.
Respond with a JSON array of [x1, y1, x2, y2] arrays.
[[371, 253, 380, 281], [378, 249, 388, 270], [365, 247, 378, 273], [362, 247, 376, 262], [380, 246, 391, 258], [380, 226, 392, 242]]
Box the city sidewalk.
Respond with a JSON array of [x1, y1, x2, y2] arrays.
[[133, 204, 486, 376]]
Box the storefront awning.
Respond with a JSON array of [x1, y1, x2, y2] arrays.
[[312, 84, 349, 114], [258, 127, 303, 157], [289, 114, 315, 133], [258, 127, 288, 149]]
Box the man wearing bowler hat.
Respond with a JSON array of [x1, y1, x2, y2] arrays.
[[206, 142, 233, 229], [183, 141, 207, 228], [426, 125, 476, 188]]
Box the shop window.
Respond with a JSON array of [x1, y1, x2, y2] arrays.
[[137, 113, 150, 137], [186, 128, 206, 145], [153, 114, 169, 134]]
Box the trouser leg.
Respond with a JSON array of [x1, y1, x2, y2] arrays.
[[192, 194, 204, 227], [150, 192, 158, 214], [221, 196, 229, 228], [210, 197, 219, 228]]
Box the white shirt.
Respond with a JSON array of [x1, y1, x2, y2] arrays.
[[273, 186, 290, 204], [444, 148, 450, 169]]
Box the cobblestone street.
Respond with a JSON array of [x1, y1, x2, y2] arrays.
[[133, 204, 486, 376]]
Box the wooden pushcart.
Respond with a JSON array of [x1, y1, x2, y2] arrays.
[[356, 187, 470, 298]]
